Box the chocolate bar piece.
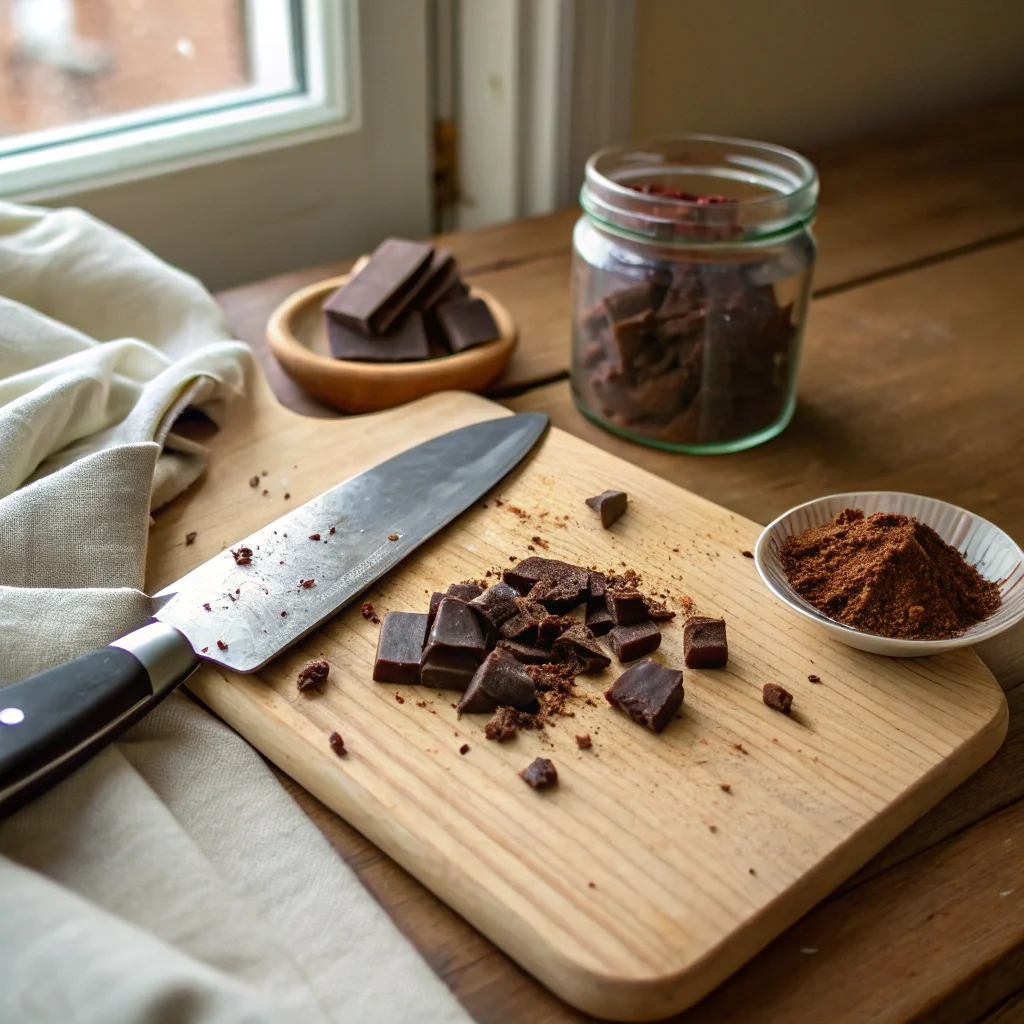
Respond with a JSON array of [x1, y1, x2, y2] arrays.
[[604, 659, 683, 733], [537, 612, 577, 645], [496, 639, 554, 664], [552, 624, 611, 674], [603, 283, 657, 323], [585, 489, 628, 528], [520, 757, 558, 790], [420, 647, 479, 691], [608, 620, 662, 662], [683, 616, 728, 669], [498, 598, 548, 644], [468, 581, 520, 628], [608, 590, 649, 626], [425, 598, 487, 658], [588, 571, 607, 599], [426, 591, 445, 633], [323, 238, 433, 334], [435, 296, 500, 353], [373, 611, 429, 684], [327, 311, 430, 363], [763, 682, 793, 715], [504, 557, 589, 612], [446, 582, 484, 602], [415, 250, 461, 309], [457, 648, 537, 714], [585, 597, 615, 636]]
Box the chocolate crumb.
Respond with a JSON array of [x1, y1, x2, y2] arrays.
[[249, 476, 259, 488], [395, 694, 405, 704], [520, 757, 558, 789], [741, 550, 754, 558], [575, 733, 592, 749], [231, 547, 253, 566], [459, 743, 470, 755], [262, 489, 269, 496], [297, 660, 330, 692], [281, 611, 287, 617], [485, 706, 519, 742], [200, 646, 208, 653], [328, 731, 347, 757], [300, 578, 316, 589], [587, 881, 596, 889], [203, 603, 211, 611], [709, 825, 718, 833], [361, 601, 381, 624], [388, 533, 400, 541], [261, 470, 267, 476], [185, 531, 197, 546], [329, 527, 336, 535], [749, 868, 756, 875], [808, 674, 821, 683], [719, 783, 732, 793], [763, 683, 793, 715], [284, 493, 290, 499], [732, 743, 748, 754], [531, 535, 550, 550], [217, 640, 228, 651], [309, 533, 321, 541]]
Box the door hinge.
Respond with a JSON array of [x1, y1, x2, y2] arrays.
[[433, 119, 460, 213]]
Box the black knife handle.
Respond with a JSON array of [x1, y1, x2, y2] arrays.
[[0, 622, 198, 816]]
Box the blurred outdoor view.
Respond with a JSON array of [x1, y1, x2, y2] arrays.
[[0, 0, 299, 143]]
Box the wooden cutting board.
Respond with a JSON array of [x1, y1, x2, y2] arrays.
[[148, 372, 1008, 1021]]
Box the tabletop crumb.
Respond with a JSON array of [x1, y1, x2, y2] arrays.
[[388, 533, 400, 541], [297, 660, 330, 693], [329, 732, 347, 757], [741, 549, 754, 558], [300, 578, 316, 589], [185, 531, 197, 546], [361, 601, 381, 624], [808, 674, 822, 683], [459, 743, 470, 755], [732, 743, 748, 754], [719, 783, 732, 793], [216, 640, 228, 651], [284, 493, 290, 499], [231, 547, 253, 566], [709, 824, 718, 833], [395, 694, 405, 704], [587, 881, 596, 889], [249, 476, 259, 488], [575, 733, 592, 749], [309, 533, 321, 541], [203, 603, 211, 611]]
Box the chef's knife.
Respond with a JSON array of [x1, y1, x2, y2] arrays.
[[0, 412, 548, 816]]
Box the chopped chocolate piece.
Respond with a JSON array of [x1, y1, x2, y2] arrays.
[[327, 311, 431, 362], [553, 624, 611, 674], [323, 238, 434, 334], [468, 581, 520, 628], [575, 733, 592, 749], [446, 582, 484, 602], [457, 649, 537, 714], [585, 489, 628, 529], [435, 296, 500, 353], [373, 611, 429, 684], [603, 282, 657, 322], [495, 639, 554, 664], [297, 659, 330, 692], [411, 249, 458, 309], [420, 647, 479, 691], [520, 757, 558, 790], [683, 616, 728, 669], [426, 590, 445, 632], [231, 547, 252, 566], [588, 571, 607, 599], [608, 590, 649, 626], [185, 531, 197, 546], [485, 706, 519, 742], [608, 620, 662, 662], [537, 611, 577, 645], [426, 598, 487, 658], [763, 682, 793, 715], [503, 557, 589, 605], [499, 598, 548, 644], [585, 597, 615, 636], [328, 731, 347, 757], [645, 599, 677, 622], [808, 674, 822, 683], [459, 743, 470, 755], [604, 659, 683, 733]]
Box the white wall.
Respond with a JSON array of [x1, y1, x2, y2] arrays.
[[631, 0, 1024, 147]]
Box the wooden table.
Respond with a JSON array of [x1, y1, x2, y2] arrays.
[[215, 96, 1024, 1023]]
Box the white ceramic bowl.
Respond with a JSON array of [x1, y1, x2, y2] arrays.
[[754, 491, 1024, 657]]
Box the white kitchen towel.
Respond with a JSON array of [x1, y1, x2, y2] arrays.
[[0, 201, 470, 1024]]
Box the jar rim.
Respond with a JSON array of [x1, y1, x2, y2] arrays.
[[582, 134, 818, 244]]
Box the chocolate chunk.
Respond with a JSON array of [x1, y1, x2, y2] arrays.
[[498, 598, 548, 644], [585, 490, 628, 529], [608, 590, 649, 626], [495, 639, 554, 664], [420, 647, 480, 691], [426, 598, 487, 658], [485, 706, 519, 742], [327, 310, 430, 363], [763, 682, 793, 715], [446, 582, 485, 602], [297, 659, 330, 692], [553, 624, 611, 674], [683, 616, 728, 669], [520, 757, 558, 789], [373, 612, 429, 684], [645, 599, 677, 622], [323, 238, 434, 334], [468, 581, 520, 628], [585, 597, 615, 636], [608, 620, 662, 662], [603, 283, 656, 323], [588, 571, 607, 599], [457, 649, 537, 714], [604, 659, 683, 733], [504, 556, 588, 599], [537, 611, 577, 645], [413, 249, 458, 309], [435, 296, 500, 353], [426, 591, 445, 632]]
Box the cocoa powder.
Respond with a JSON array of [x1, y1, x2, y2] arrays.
[[780, 508, 1001, 640]]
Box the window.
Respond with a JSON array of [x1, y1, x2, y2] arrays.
[[0, 0, 357, 198]]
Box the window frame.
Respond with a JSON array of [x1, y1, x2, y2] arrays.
[[2, 0, 361, 201]]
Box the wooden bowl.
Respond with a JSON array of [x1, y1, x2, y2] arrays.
[[266, 272, 517, 413]]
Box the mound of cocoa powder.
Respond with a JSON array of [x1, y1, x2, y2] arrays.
[[780, 508, 1001, 640]]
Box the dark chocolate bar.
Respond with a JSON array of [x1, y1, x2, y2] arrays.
[[327, 311, 430, 363]]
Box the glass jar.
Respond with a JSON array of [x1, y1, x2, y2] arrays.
[[571, 135, 818, 454]]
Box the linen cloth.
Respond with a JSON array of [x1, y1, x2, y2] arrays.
[[0, 201, 470, 1024]]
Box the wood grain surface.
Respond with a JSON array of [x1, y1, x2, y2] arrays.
[[215, 95, 1024, 409], [149, 377, 1006, 1020]]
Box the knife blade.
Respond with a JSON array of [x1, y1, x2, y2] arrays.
[[0, 412, 548, 815]]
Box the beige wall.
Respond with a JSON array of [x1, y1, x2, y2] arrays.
[[631, 0, 1024, 147]]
